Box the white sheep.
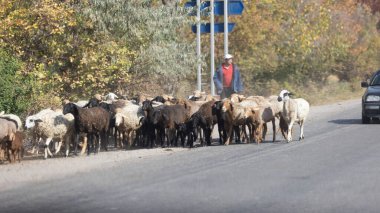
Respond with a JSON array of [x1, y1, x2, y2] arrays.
[[0, 118, 17, 161], [114, 103, 145, 148], [25, 108, 55, 155], [105, 92, 119, 101], [0, 112, 22, 131], [26, 109, 75, 159], [277, 90, 310, 142]]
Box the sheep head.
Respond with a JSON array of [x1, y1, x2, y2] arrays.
[[25, 117, 42, 129], [105, 92, 118, 101], [63, 103, 77, 115], [222, 99, 233, 113], [278, 90, 293, 102], [142, 100, 153, 112]]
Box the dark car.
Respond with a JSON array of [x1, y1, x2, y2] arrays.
[[361, 70, 380, 123]]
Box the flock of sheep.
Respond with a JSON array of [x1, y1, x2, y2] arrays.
[[0, 89, 310, 164]]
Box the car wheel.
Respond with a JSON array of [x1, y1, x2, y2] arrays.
[[362, 114, 370, 124]]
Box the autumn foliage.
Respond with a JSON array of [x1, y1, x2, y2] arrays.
[[0, 0, 379, 114]]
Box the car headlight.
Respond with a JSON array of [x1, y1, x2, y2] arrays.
[[366, 95, 380, 102]]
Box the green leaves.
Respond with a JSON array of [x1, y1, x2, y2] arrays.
[[0, 49, 32, 115]]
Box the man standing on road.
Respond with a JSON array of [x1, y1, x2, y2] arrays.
[[213, 54, 244, 99]]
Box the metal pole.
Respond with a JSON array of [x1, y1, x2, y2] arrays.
[[210, 0, 215, 96], [224, 0, 228, 56], [196, 0, 201, 91]]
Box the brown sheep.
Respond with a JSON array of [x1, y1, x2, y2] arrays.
[[221, 99, 249, 145], [6, 131, 25, 163]]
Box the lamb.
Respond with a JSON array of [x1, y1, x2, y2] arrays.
[[114, 103, 145, 148], [6, 131, 25, 163], [63, 103, 110, 155], [277, 90, 310, 142], [26, 109, 75, 159], [247, 98, 277, 143]]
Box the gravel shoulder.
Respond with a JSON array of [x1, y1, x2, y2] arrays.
[[0, 98, 361, 191]]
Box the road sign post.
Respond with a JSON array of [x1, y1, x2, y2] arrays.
[[224, 0, 228, 56], [185, 0, 244, 96], [210, 0, 215, 96], [196, 0, 201, 91]]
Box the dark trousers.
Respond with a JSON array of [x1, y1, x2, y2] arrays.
[[221, 87, 234, 99]]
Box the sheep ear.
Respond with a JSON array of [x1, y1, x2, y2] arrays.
[[288, 92, 293, 96], [251, 107, 259, 114], [35, 119, 43, 123]]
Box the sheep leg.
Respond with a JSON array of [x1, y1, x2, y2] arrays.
[[287, 121, 294, 142], [96, 134, 100, 154], [127, 130, 132, 148], [262, 123, 268, 142], [80, 136, 87, 155], [73, 134, 79, 155], [44, 138, 53, 159], [233, 126, 240, 143], [33, 137, 42, 156], [7, 146, 13, 163], [217, 122, 224, 145], [299, 120, 305, 140], [224, 125, 233, 146], [272, 118, 276, 142], [64, 136, 70, 157], [18, 149, 21, 163], [87, 134, 92, 155], [242, 124, 249, 144], [55, 141, 62, 154]]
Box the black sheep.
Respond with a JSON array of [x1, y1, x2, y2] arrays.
[[63, 103, 110, 155]]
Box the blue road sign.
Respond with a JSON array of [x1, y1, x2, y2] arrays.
[[184, 1, 209, 9], [185, 0, 244, 16], [214, 0, 244, 15], [192, 23, 235, 34]]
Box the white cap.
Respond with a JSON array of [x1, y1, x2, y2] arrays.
[[224, 54, 233, 59]]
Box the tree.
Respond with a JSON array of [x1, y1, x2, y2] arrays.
[[87, 0, 198, 95]]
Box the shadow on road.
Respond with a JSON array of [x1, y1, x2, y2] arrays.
[[328, 119, 380, 124]]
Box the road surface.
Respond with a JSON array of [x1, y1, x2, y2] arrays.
[[1, 99, 380, 213]]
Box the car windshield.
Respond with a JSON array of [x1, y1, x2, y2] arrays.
[[370, 75, 380, 86]]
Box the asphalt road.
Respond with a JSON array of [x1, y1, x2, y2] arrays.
[[1, 99, 380, 213]]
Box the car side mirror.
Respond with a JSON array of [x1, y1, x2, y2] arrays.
[[361, 81, 369, 88]]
